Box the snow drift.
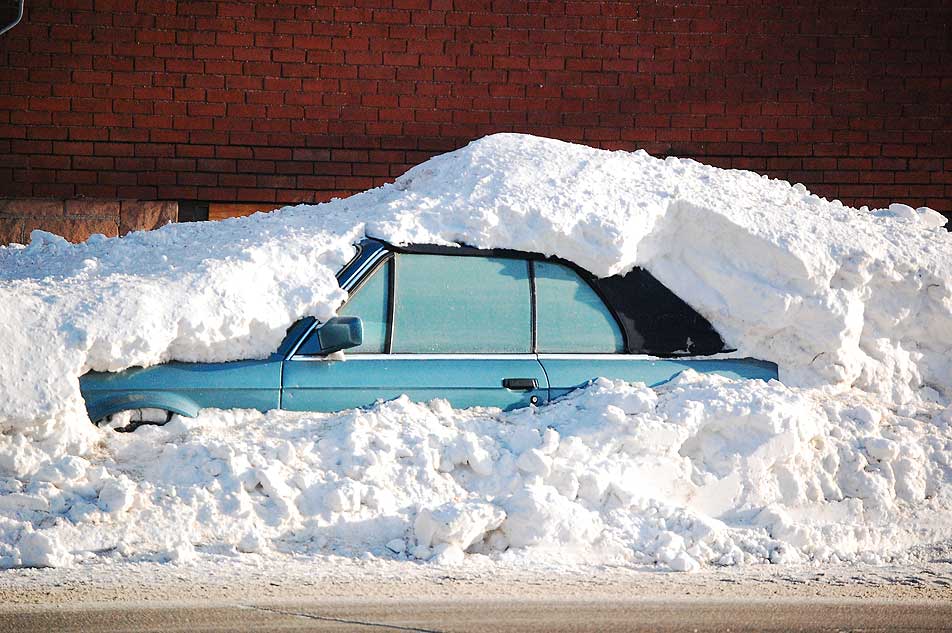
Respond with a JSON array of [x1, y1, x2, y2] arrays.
[[0, 133, 950, 570], [2, 373, 950, 570]]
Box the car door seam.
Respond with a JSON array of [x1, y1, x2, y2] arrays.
[[278, 355, 284, 410], [535, 353, 552, 404]]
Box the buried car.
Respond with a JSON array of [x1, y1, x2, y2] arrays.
[[81, 238, 778, 429]]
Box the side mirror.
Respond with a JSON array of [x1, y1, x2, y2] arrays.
[[297, 316, 363, 356], [316, 316, 363, 354]]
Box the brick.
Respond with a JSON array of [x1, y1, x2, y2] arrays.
[[119, 200, 177, 234], [23, 217, 119, 242], [0, 2, 946, 209], [0, 218, 24, 245], [0, 199, 65, 217], [63, 199, 119, 217]]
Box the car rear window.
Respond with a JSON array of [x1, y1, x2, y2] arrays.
[[591, 268, 728, 356], [391, 254, 532, 353]]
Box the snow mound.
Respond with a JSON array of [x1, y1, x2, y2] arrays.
[[1, 373, 949, 570], [2, 134, 949, 443], [0, 133, 950, 571]]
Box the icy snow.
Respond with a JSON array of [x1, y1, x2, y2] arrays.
[[0, 133, 950, 571]]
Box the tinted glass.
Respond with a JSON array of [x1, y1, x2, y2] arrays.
[[591, 268, 727, 356], [392, 254, 531, 353], [535, 261, 624, 353], [337, 260, 390, 353]]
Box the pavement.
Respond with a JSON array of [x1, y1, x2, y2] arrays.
[[2, 597, 952, 632], [2, 557, 951, 632]]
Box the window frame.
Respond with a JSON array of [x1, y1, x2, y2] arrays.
[[333, 254, 394, 355], [285, 240, 388, 360]]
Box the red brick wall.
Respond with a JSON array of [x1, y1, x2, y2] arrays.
[[1, 1, 950, 214]]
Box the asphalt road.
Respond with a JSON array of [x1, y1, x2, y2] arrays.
[[2, 598, 951, 633]]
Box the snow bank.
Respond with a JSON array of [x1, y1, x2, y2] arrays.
[[2, 135, 950, 438], [1, 372, 949, 570], [0, 133, 950, 571]]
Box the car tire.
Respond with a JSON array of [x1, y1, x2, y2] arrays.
[[96, 408, 174, 432]]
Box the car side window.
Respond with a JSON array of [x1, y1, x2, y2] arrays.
[[391, 254, 532, 353], [534, 261, 624, 353], [336, 260, 390, 354]]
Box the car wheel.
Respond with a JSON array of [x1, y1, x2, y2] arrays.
[[96, 408, 174, 432]]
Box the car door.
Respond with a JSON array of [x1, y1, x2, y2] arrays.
[[532, 260, 777, 400], [281, 251, 549, 412]]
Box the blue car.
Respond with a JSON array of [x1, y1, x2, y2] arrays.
[[81, 238, 777, 430]]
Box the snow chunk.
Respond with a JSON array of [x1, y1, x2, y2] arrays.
[[97, 477, 136, 514], [17, 528, 72, 568], [415, 500, 506, 552], [499, 486, 604, 550]]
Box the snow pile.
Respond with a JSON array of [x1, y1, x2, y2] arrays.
[[0, 133, 950, 571], [1, 372, 950, 570], [2, 134, 950, 437]]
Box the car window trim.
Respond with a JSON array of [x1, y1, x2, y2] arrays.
[[386, 240, 630, 353], [388, 252, 534, 355], [528, 259, 538, 353], [381, 240, 733, 356], [385, 256, 395, 354], [292, 353, 541, 361], [290, 238, 735, 361], [341, 242, 363, 273]]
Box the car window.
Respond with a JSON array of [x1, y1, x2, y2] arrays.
[[337, 260, 390, 354], [392, 254, 531, 353], [591, 268, 728, 356], [534, 261, 624, 353]]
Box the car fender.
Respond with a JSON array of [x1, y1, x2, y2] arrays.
[[84, 391, 201, 423]]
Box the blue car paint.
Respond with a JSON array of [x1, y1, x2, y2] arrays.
[[79, 238, 780, 421], [84, 390, 201, 422], [283, 356, 549, 412]]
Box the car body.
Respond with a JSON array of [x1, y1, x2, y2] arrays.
[[80, 238, 778, 426]]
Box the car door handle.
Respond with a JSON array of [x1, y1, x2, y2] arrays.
[[502, 378, 538, 391]]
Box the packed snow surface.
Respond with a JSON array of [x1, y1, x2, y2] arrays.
[[0, 133, 950, 571]]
